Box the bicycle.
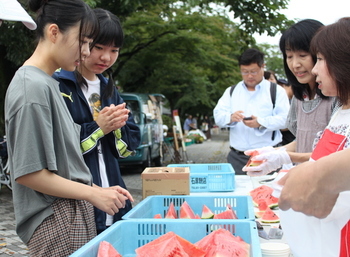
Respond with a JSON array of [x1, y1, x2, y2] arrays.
[[0, 137, 11, 190]]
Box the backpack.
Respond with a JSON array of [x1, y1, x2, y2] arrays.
[[229, 82, 277, 140]]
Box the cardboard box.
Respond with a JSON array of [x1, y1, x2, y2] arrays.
[[141, 167, 190, 198]]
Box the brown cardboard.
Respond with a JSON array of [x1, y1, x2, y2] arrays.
[[141, 167, 190, 198]]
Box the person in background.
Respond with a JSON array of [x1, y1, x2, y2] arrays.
[[264, 70, 278, 83], [5, 0, 133, 255], [277, 78, 295, 145], [243, 19, 338, 176], [213, 48, 290, 175], [183, 114, 193, 135], [201, 115, 212, 141], [277, 78, 294, 101], [54, 8, 140, 234], [192, 116, 198, 130], [278, 17, 350, 257]]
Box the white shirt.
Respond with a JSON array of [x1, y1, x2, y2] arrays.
[[213, 79, 290, 151]]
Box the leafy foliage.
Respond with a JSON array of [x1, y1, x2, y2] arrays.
[[0, 0, 293, 132]]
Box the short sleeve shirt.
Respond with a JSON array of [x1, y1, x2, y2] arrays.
[[5, 66, 92, 244]]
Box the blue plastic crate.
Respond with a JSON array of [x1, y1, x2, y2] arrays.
[[122, 195, 254, 220], [167, 163, 235, 192], [70, 219, 262, 257]]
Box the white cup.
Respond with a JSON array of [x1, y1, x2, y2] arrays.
[[261, 242, 291, 257]]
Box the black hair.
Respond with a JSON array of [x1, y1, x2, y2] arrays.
[[279, 19, 327, 101], [29, 0, 99, 48], [76, 8, 124, 98], [264, 70, 277, 81], [238, 48, 264, 67]]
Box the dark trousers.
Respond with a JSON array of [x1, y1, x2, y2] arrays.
[[227, 149, 249, 175]]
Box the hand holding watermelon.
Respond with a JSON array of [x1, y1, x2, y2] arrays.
[[243, 147, 292, 176]]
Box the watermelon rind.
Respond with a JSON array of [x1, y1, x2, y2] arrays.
[[201, 204, 214, 219], [260, 208, 280, 223]]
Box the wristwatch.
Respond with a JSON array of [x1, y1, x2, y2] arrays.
[[258, 125, 266, 131]]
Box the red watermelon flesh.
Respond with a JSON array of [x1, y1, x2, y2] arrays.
[[246, 150, 264, 167], [195, 229, 250, 257], [97, 241, 122, 257], [255, 199, 269, 218], [252, 192, 278, 209], [154, 213, 162, 219], [250, 185, 278, 209], [165, 202, 178, 219], [201, 204, 215, 219], [180, 201, 196, 219], [249, 185, 273, 199], [261, 208, 280, 223], [135, 231, 205, 257], [213, 209, 236, 219], [226, 203, 238, 219]]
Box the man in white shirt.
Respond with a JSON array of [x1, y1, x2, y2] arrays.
[[213, 48, 290, 175]]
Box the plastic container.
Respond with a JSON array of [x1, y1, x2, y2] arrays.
[[122, 195, 254, 220], [70, 219, 262, 257], [167, 163, 235, 192], [261, 242, 291, 257]]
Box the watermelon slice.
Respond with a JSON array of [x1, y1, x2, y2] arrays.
[[213, 209, 236, 219], [261, 208, 280, 223], [97, 241, 122, 257], [201, 204, 214, 219], [135, 231, 205, 257], [249, 185, 272, 199], [255, 199, 268, 218], [250, 185, 278, 209], [180, 201, 196, 219], [153, 213, 162, 219], [226, 203, 238, 219], [195, 228, 250, 257], [165, 202, 177, 219], [246, 150, 264, 167]]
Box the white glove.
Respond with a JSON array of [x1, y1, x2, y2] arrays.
[[242, 148, 292, 177], [244, 146, 275, 156]]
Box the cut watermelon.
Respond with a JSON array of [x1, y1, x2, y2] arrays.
[[201, 204, 214, 219], [165, 202, 177, 219], [97, 241, 122, 257], [246, 150, 264, 167], [213, 209, 236, 219], [261, 208, 280, 223], [180, 201, 196, 219], [135, 231, 205, 257], [255, 199, 268, 218], [249, 185, 272, 199], [250, 185, 278, 209], [195, 228, 250, 257], [226, 203, 238, 219], [154, 213, 162, 219]]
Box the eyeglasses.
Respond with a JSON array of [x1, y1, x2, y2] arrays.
[[240, 70, 259, 76]]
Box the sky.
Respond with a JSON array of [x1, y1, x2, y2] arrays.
[[254, 0, 350, 45]]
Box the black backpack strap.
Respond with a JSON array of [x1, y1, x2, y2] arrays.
[[270, 82, 277, 140], [229, 84, 236, 96]]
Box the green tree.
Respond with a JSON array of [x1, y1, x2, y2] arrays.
[[259, 43, 286, 79], [0, 0, 293, 133]]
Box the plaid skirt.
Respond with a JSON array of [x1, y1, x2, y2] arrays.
[[27, 198, 96, 256]]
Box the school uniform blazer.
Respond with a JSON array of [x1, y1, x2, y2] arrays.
[[53, 70, 141, 231]]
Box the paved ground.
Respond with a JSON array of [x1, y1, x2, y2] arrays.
[[0, 130, 230, 256]]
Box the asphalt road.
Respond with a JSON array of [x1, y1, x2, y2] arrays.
[[0, 130, 230, 256]]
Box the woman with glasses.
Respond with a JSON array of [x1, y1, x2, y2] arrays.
[[243, 19, 338, 176]]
